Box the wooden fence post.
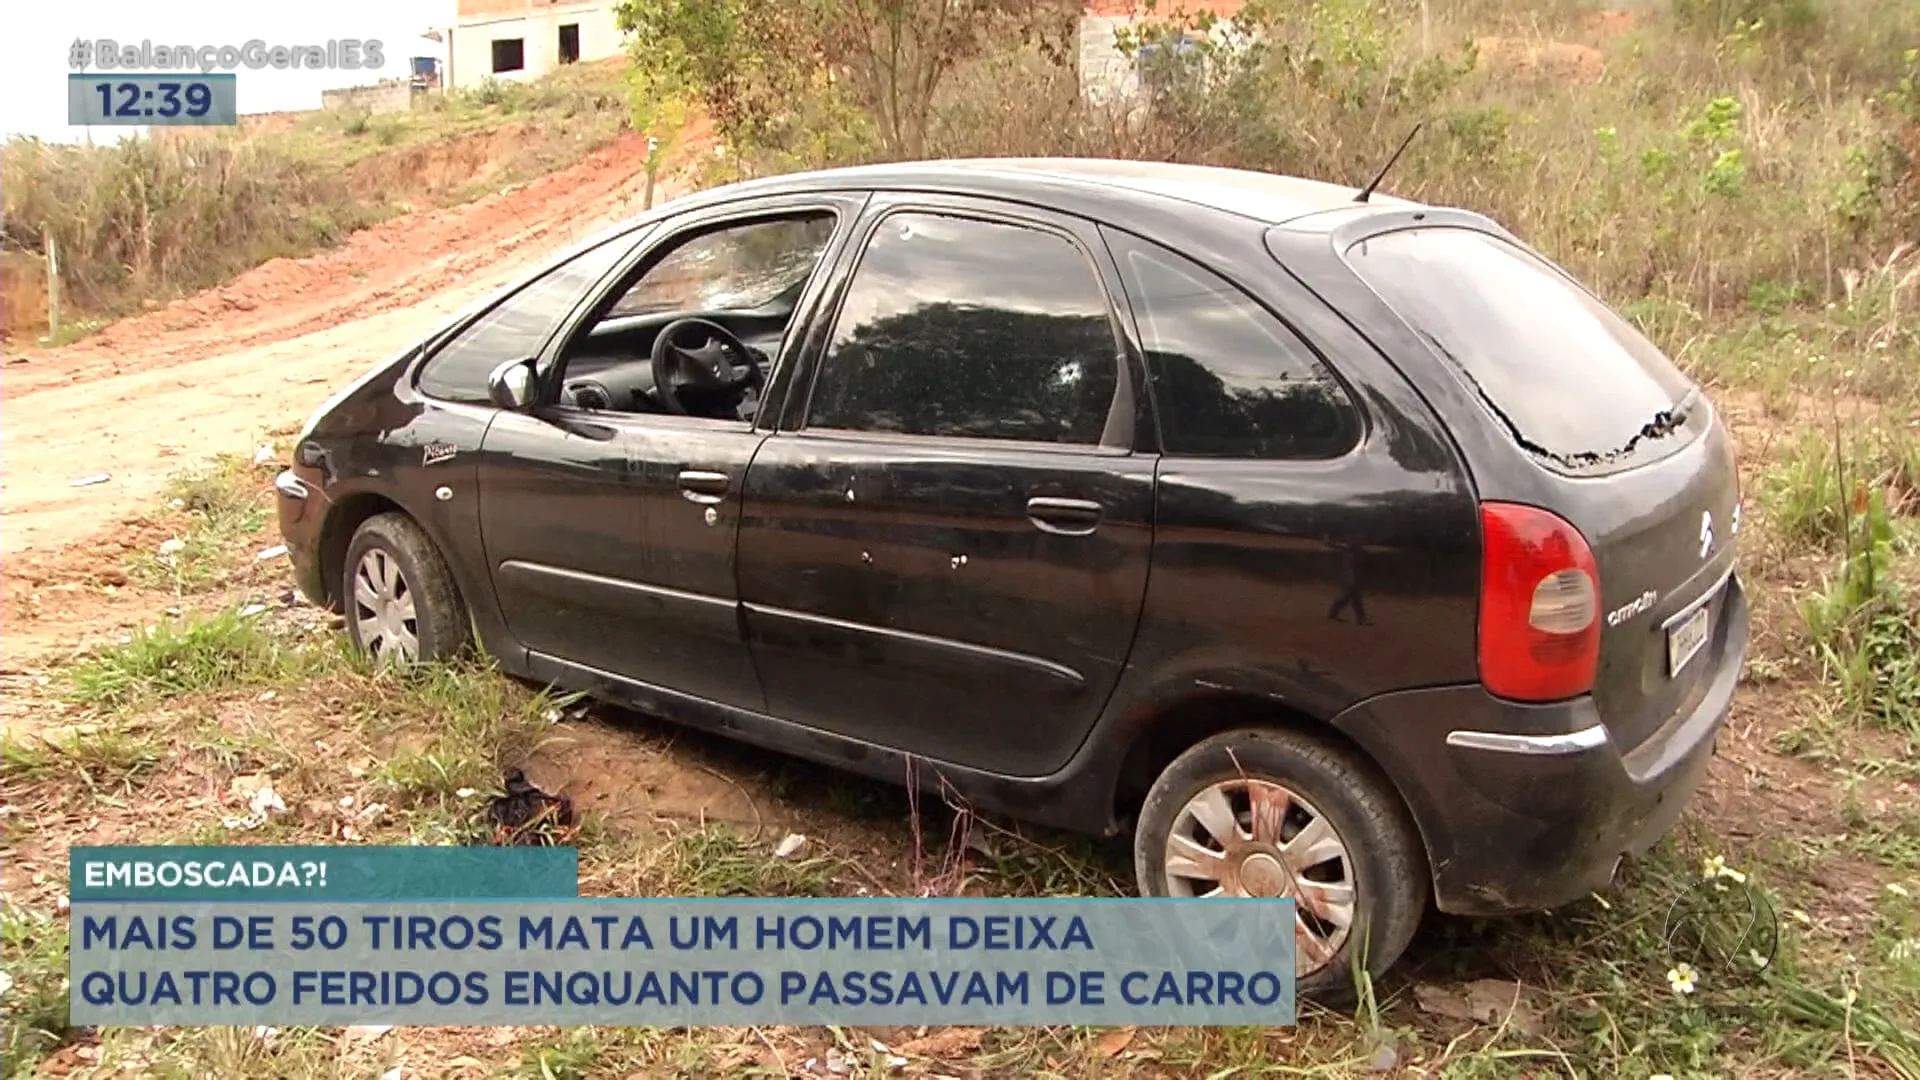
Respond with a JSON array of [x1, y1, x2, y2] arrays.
[[44, 233, 60, 341]]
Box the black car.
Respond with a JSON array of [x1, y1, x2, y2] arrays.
[[277, 159, 1748, 998]]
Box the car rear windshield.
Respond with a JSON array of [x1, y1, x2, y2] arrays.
[[1344, 227, 1696, 470]]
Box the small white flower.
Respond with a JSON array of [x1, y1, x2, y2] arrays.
[[1886, 882, 1911, 898], [158, 537, 186, 557], [1747, 948, 1770, 970], [1701, 854, 1747, 883], [455, 787, 479, 799], [167, 498, 186, 511], [1890, 937, 1920, 961], [1667, 962, 1698, 995], [1789, 908, 1813, 925], [1651, 1074, 1675, 1080]]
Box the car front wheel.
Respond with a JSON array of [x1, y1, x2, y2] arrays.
[[342, 512, 472, 667], [1133, 727, 1428, 1003]]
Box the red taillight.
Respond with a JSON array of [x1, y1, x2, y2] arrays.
[[1478, 502, 1600, 702]]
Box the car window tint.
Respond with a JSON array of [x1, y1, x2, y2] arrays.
[[1111, 232, 1359, 459], [1345, 227, 1694, 467], [417, 234, 631, 403], [807, 213, 1119, 444], [609, 215, 835, 318]]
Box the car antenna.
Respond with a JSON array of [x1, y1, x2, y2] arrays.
[[1354, 122, 1423, 203]]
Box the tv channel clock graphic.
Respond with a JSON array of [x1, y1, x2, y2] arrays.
[[69, 73, 238, 126]]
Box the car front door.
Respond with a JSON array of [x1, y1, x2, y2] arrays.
[[735, 197, 1157, 778], [476, 196, 865, 710]]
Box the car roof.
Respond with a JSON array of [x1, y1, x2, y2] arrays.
[[695, 157, 1420, 226]]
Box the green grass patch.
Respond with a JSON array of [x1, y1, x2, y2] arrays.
[[358, 660, 572, 805], [65, 607, 316, 710], [1803, 489, 1920, 740], [1, 901, 72, 1078], [645, 823, 837, 897]]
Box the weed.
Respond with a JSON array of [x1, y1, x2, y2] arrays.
[[1803, 488, 1920, 738], [517, 1030, 605, 1079], [128, 454, 273, 592], [0, 723, 160, 792], [362, 660, 571, 804], [1, 901, 71, 1078], [66, 608, 307, 710]]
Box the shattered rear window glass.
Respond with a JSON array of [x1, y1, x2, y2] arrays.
[[1345, 227, 1695, 468]]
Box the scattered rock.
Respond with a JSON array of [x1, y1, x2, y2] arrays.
[[1365, 1036, 1400, 1072]]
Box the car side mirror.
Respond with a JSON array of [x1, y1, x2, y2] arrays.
[[487, 358, 538, 410]]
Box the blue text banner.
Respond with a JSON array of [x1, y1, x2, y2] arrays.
[[71, 898, 1297, 1027]]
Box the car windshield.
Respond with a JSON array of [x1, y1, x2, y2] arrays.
[[1345, 227, 1696, 470]]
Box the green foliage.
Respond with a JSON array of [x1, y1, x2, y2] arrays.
[[1804, 486, 1920, 738]]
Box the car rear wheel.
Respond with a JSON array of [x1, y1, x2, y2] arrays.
[[342, 512, 471, 667], [1133, 727, 1427, 1003]]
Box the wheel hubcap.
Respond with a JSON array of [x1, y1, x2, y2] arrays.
[[351, 548, 418, 666], [1163, 777, 1357, 977]]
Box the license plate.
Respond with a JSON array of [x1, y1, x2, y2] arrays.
[[1667, 605, 1711, 677]]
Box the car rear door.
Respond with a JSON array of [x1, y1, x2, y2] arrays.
[[734, 196, 1156, 778]]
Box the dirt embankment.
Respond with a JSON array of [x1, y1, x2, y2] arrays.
[[0, 120, 717, 572]]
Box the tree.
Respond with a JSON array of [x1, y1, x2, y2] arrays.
[[616, 0, 1081, 158]]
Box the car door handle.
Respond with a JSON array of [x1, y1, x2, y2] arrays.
[[677, 470, 730, 504], [1026, 496, 1103, 536]]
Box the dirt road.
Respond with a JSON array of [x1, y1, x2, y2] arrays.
[[1, 126, 712, 566]]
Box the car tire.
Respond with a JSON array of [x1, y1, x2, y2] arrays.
[[1133, 726, 1427, 1004], [342, 512, 472, 667]]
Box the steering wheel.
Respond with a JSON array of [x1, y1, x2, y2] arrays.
[[649, 317, 765, 417]]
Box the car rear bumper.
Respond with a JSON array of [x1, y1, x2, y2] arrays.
[[1332, 572, 1749, 915], [274, 468, 329, 608]]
